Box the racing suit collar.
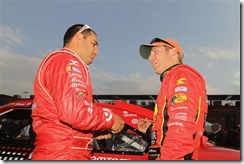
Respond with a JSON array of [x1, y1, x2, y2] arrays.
[[61, 48, 89, 68], [61, 47, 76, 54], [160, 63, 181, 82]]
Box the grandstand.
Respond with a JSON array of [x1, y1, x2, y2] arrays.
[[0, 94, 240, 130]]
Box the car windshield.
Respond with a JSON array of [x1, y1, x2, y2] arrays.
[[93, 125, 148, 153], [0, 109, 33, 139]]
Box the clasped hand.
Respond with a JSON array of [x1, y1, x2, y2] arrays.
[[137, 118, 152, 134], [111, 114, 124, 133], [94, 114, 124, 140]]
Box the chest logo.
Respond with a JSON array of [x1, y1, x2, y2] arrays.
[[176, 78, 186, 85], [171, 93, 188, 104]]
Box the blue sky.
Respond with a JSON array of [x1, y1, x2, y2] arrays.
[[0, 0, 240, 97]]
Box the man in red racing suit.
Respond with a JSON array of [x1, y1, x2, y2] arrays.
[[138, 38, 208, 160], [31, 24, 124, 160]]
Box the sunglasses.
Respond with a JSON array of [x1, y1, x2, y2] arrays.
[[79, 24, 92, 33], [150, 38, 174, 48]]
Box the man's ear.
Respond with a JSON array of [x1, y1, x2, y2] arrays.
[[76, 32, 83, 40], [170, 47, 178, 57]]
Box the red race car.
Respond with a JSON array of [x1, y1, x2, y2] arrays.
[[0, 98, 240, 160]]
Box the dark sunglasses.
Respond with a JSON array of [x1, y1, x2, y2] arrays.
[[150, 38, 174, 48]]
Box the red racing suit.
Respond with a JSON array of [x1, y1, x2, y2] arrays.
[[148, 64, 208, 160], [32, 48, 115, 160]]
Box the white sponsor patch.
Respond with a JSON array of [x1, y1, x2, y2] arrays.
[[85, 101, 93, 113], [168, 122, 184, 127], [91, 156, 129, 160], [170, 106, 189, 111], [72, 67, 81, 73], [68, 60, 79, 66], [172, 112, 188, 121], [102, 108, 113, 122], [174, 86, 188, 92], [71, 83, 86, 88], [71, 77, 84, 83], [123, 113, 137, 117], [123, 111, 137, 117], [132, 119, 138, 124], [68, 72, 82, 78]]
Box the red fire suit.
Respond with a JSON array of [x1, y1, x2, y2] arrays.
[[148, 64, 208, 160], [32, 48, 115, 160]]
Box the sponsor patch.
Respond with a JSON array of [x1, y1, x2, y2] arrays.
[[66, 66, 72, 72], [71, 77, 83, 83], [176, 78, 186, 85], [77, 91, 85, 98], [102, 108, 113, 122], [66, 66, 81, 73], [170, 106, 189, 111], [174, 86, 188, 92], [171, 93, 188, 104], [91, 156, 129, 160], [151, 131, 157, 145], [123, 111, 137, 117], [71, 83, 86, 88], [72, 67, 81, 73], [172, 112, 187, 121], [68, 60, 79, 66], [68, 72, 82, 78], [168, 122, 184, 127], [132, 119, 138, 124]]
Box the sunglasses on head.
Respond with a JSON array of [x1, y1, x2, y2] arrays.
[[79, 24, 91, 33], [150, 38, 174, 48]]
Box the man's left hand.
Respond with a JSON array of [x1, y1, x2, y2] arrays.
[[94, 130, 112, 140], [95, 133, 112, 140]]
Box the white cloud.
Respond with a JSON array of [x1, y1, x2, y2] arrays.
[[0, 44, 161, 96], [0, 24, 240, 98], [206, 61, 215, 69], [0, 47, 41, 97], [206, 84, 221, 95], [232, 71, 240, 87], [0, 24, 27, 47], [0, 24, 43, 97], [91, 69, 160, 94], [206, 76, 240, 95], [185, 46, 240, 95], [1, 47, 239, 97], [199, 47, 239, 60]]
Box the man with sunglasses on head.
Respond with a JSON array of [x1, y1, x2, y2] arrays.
[[137, 38, 208, 160], [31, 24, 124, 160]]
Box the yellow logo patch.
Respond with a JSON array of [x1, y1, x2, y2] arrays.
[[66, 66, 72, 72], [176, 78, 186, 85], [77, 92, 85, 98], [171, 93, 188, 104]]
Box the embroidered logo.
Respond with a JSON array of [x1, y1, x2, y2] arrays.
[[171, 93, 188, 104], [176, 78, 186, 85]]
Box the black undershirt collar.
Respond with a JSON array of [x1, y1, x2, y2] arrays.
[[160, 63, 181, 82]]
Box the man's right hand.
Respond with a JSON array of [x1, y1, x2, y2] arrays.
[[137, 118, 152, 134], [111, 114, 124, 133]]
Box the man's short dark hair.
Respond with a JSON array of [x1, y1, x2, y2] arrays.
[[63, 24, 96, 47]]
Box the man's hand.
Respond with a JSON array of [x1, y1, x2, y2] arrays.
[[93, 130, 112, 140], [111, 114, 124, 133], [95, 133, 112, 140], [137, 118, 152, 134]]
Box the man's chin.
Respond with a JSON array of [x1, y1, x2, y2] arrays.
[[87, 60, 93, 65]]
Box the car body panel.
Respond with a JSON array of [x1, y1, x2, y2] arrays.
[[0, 99, 240, 160], [198, 144, 240, 160]]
